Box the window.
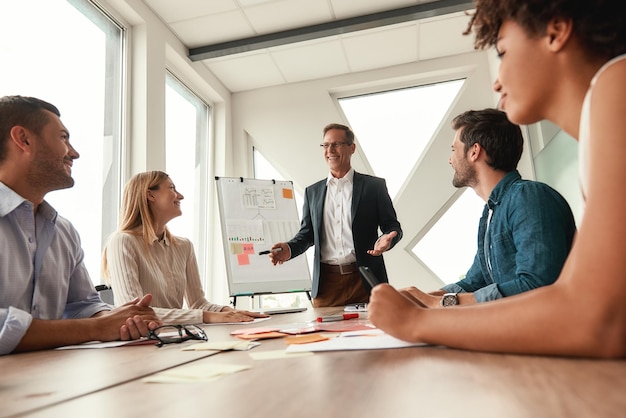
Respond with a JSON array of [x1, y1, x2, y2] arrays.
[[0, 0, 124, 283], [339, 80, 488, 285], [413, 189, 485, 283], [339, 80, 465, 199], [165, 73, 211, 290]]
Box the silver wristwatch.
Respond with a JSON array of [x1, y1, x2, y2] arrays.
[[440, 293, 459, 307]]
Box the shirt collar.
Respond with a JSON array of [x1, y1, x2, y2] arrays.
[[0, 181, 57, 222], [326, 167, 355, 186], [0, 181, 25, 216], [151, 230, 171, 246], [488, 170, 521, 209]]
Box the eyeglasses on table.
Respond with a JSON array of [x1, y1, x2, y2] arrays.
[[147, 324, 208, 347]]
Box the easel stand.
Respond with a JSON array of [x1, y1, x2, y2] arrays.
[[231, 290, 312, 309]]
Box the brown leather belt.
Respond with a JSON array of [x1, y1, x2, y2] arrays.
[[321, 262, 357, 275]]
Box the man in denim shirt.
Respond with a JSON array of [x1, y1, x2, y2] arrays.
[[404, 108, 576, 307]]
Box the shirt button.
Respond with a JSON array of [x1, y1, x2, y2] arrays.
[[29, 237, 34, 243]]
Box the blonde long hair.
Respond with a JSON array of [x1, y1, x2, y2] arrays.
[[102, 170, 178, 279]]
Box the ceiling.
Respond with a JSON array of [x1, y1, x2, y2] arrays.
[[143, 0, 476, 92]]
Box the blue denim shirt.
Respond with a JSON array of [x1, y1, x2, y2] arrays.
[[441, 170, 576, 302]]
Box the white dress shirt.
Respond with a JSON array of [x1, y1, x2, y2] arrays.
[[320, 168, 356, 265]]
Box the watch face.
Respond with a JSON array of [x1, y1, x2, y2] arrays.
[[441, 294, 458, 307]]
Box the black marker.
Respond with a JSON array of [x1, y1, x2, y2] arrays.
[[359, 266, 382, 288], [258, 248, 283, 256]]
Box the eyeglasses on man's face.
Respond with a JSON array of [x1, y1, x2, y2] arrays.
[[147, 324, 208, 347], [320, 142, 350, 150]]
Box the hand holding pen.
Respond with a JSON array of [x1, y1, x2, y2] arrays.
[[262, 243, 290, 265]]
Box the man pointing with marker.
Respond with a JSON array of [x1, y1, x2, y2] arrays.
[[269, 123, 402, 307]]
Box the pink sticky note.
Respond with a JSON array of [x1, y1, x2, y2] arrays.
[[242, 243, 254, 255], [237, 253, 250, 265]]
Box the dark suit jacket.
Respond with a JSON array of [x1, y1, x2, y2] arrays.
[[287, 172, 402, 298]]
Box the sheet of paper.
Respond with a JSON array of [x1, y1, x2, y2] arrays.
[[278, 320, 376, 335], [143, 363, 251, 383], [285, 329, 427, 352], [230, 325, 280, 335]]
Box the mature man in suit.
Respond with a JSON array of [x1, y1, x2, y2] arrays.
[[269, 123, 402, 307]]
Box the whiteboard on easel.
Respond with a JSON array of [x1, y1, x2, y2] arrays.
[[215, 177, 312, 297]]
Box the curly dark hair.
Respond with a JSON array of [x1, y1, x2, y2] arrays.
[[465, 0, 626, 60]]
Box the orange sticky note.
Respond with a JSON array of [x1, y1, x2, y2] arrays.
[[282, 188, 293, 199], [284, 333, 329, 344]]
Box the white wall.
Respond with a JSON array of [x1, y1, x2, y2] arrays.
[[230, 51, 507, 291]]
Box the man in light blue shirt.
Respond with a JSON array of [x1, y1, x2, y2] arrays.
[[0, 96, 160, 355], [402, 109, 576, 307]]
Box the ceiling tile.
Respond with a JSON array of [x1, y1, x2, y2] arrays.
[[330, 0, 419, 19], [270, 39, 349, 83], [342, 24, 418, 72], [238, 0, 276, 6], [144, 0, 237, 23], [170, 10, 255, 48], [418, 12, 474, 60], [244, 0, 333, 34], [204, 53, 285, 92]]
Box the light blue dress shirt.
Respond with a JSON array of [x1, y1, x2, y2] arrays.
[[0, 182, 110, 355]]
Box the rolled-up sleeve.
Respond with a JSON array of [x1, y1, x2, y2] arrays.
[[0, 307, 33, 355]]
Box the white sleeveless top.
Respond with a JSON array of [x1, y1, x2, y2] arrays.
[[579, 54, 626, 204]]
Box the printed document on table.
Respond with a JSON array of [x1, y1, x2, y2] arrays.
[[285, 329, 427, 352]]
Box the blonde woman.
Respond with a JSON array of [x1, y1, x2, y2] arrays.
[[103, 171, 267, 325]]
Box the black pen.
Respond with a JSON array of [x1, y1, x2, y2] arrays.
[[258, 248, 283, 256]]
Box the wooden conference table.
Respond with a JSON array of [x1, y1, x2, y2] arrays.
[[2, 308, 625, 418]]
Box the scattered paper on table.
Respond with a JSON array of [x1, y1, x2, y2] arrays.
[[286, 329, 427, 352], [231, 325, 280, 335]]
